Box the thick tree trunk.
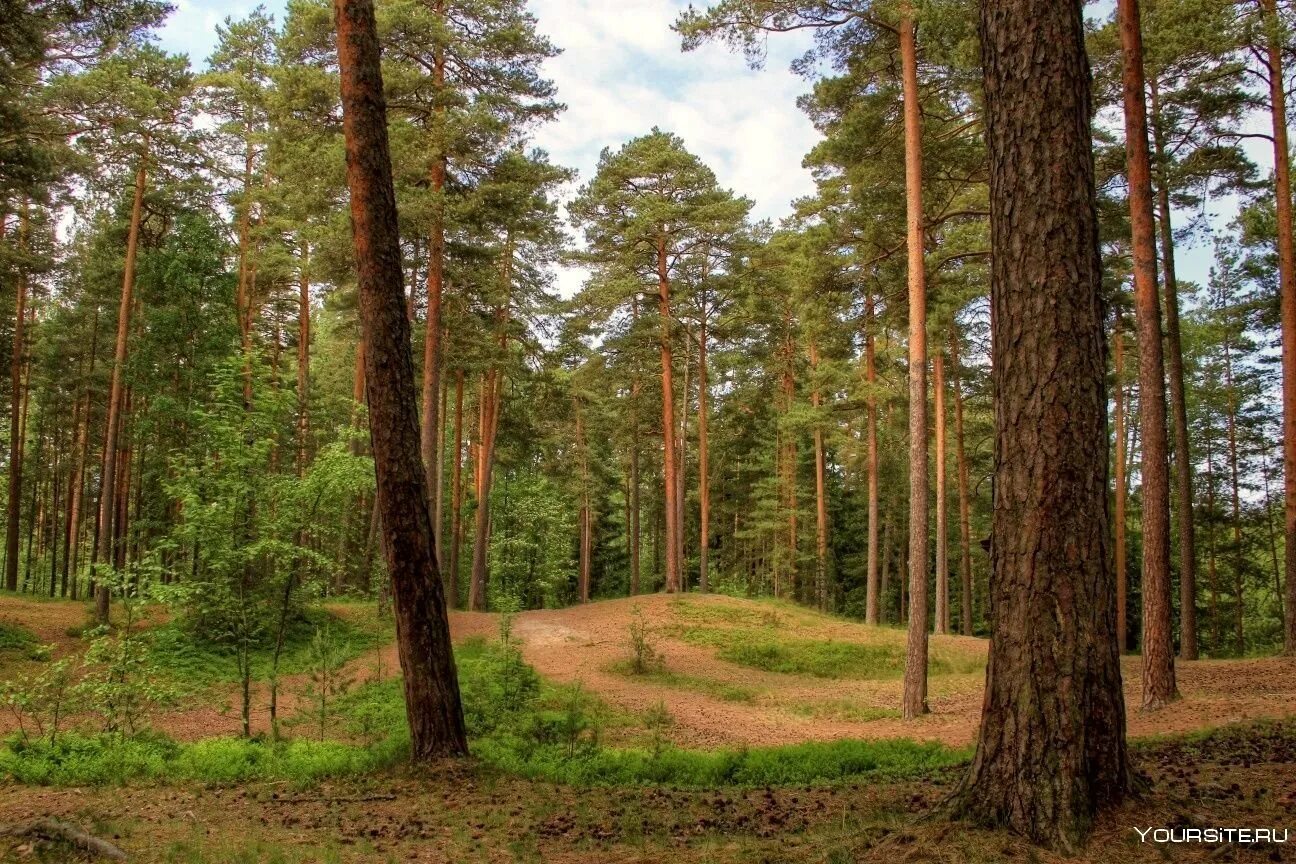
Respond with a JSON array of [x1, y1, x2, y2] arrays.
[[899, 6, 930, 720], [93, 152, 147, 623], [1113, 318, 1129, 653], [865, 296, 881, 625], [657, 237, 681, 593], [1257, 0, 1296, 655], [934, 351, 948, 634], [951, 330, 974, 636], [1148, 80, 1197, 661], [952, 0, 1131, 848], [1118, 0, 1177, 707], [5, 206, 29, 592], [334, 0, 467, 759]]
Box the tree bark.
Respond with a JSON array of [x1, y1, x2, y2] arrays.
[[5, 205, 29, 592], [811, 338, 828, 611], [93, 152, 147, 623], [951, 329, 974, 636], [1257, 0, 1296, 655], [1113, 317, 1129, 653], [900, 5, 930, 720], [1224, 332, 1245, 655], [297, 242, 311, 478], [447, 368, 464, 607], [657, 236, 681, 592], [865, 295, 881, 625], [1148, 80, 1197, 661], [698, 311, 711, 592], [334, 0, 467, 759], [952, 0, 1131, 847], [1118, 0, 1177, 707], [934, 350, 949, 634], [420, 0, 447, 513]]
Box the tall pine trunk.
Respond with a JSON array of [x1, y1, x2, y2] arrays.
[[5, 205, 29, 592], [865, 295, 881, 625], [1113, 317, 1129, 652], [1118, 0, 1177, 707], [94, 151, 147, 623], [952, 0, 1131, 845], [810, 338, 828, 611], [334, 0, 467, 758], [1148, 79, 1197, 661], [420, 0, 447, 512], [657, 236, 681, 592], [1258, 0, 1296, 655], [951, 329, 974, 636], [447, 369, 464, 607], [900, 5, 930, 720], [697, 313, 710, 592], [934, 350, 949, 634]]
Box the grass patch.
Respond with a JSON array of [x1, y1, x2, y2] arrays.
[[0, 619, 40, 655], [784, 699, 901, 723], [680, 626, 982, 680], [607, 660, 760, 703], [2, 632, 968, 790], [0, 731, 404, 786], [146, 608, 388, 687]]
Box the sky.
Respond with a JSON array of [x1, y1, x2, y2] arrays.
[[157, 0, 822, 297], [155, 0, 1265, 298]]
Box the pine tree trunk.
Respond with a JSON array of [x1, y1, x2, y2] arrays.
[[952, 0, 1131, 846], [951, 330, 974, 636], [297, 242, 311, 477], [334, 0, 467, 759], [1118, 0, 1177, 707], [5, 205, 29, 592], [1256, 0, 1296, 655], [865, 296, 881, 625], [468, 370, 500, 611], [900, 5, 930, 720], [698, 313, 710, 592], [1148, 80, 1197, 660], [1224, 334, 1244, 655], [420, 0, 447, 509], [94, 151, 147, 623], [1205, 426, 1220, 650], [934, 350, 948, 634], [447, 369, 464, 608], [810, 339, 828, 611], [657, 236, 681, 592], [1113, 318, 1129, 652]]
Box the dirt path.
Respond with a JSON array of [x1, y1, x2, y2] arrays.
[[3, 592, 1295, 748]]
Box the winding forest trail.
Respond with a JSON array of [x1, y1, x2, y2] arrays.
[[2, 592, 1295, 747]]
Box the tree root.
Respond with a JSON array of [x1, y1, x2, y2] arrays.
[[0, 818, 128, 860]]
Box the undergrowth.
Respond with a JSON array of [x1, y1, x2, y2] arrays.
[[1, 632, 968, 789]]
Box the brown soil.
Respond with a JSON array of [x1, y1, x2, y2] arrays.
[[1, 720, 1293, 863], [2, 592, 1295, 749]]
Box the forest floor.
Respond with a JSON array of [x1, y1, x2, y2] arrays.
[[0, 718, 1293, 863], [2, 591, 1295, 747], [2, 592, 1295, 862]]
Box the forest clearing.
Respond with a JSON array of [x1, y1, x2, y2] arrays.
[[6, 0, 1296, 858], [0, 591, 1294, 862]]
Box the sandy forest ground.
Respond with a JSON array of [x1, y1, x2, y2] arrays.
[[1, 592, 1295, 863], [1, 591, 1295, 747]]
